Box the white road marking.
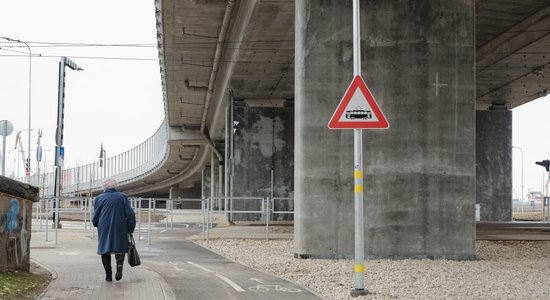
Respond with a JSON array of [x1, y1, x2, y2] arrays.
[[250, 278, 264, 284], [187, 261, 245, 292], [214, 273, 245, 292]]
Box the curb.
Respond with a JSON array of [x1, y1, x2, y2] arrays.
[[31, 258, 58, 300], [138, 263, 177, 300]]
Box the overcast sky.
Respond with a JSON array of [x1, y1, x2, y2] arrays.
[[512, 99, 550, 200], [0, 1, 548, 202], [0, 0, 164, 178]]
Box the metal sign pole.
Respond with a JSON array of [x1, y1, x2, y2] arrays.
[[351, 0, 367, 297]]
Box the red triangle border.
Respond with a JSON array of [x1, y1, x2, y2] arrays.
[[328, 75, 389, 129]]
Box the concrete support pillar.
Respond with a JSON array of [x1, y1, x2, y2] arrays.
[[182, 185, 202, 209], [476, 109, 512, 221], [182, 186, 201, 199], [169, 185, 182, 199], [169, 186, 174, 199], [295, 0, 475, 259], [231, 105, 294, 221], [202, 167, 212, 202]]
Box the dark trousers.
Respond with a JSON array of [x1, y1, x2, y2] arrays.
[[101, 253, 125, 275]]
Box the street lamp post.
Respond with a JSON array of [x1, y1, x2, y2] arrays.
[[1, 37, 32, 177], [53, 57, 83, 237], [513, 146, 524, 212]]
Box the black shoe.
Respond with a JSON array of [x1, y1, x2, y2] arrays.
[[115, 265, 123, 281], [106, 274, 112, 282]]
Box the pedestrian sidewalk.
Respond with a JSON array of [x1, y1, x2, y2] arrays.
[[30, 220, 319, 300], [31, 224, 175, 300]]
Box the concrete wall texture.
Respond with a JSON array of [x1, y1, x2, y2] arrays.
[[295, 0, 476, 259], [476, 110, 512, 221], [0, 177, 38, 271], [0, 197, 32, 270], [231, 105, 294, 221]]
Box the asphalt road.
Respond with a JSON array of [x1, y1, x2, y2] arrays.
[[140, 226, 322, 300]]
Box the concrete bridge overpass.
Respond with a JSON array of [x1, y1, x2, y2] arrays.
[[25, 0, 550, 259], [140, 0, 550, 197]]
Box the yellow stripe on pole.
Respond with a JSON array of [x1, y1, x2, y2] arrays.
[[355, 185, 363, 193], [354, 170, 363, 179], [355, 264, 364, 273]]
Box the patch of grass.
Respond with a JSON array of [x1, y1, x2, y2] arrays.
[[0, 265, 51, 300]]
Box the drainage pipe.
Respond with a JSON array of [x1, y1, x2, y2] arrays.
[[199, 0, 235, 133]]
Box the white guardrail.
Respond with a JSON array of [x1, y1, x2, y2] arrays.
[[17, 118, 169, 197]]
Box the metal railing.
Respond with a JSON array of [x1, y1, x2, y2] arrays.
[[208, 196, 294, 240], [32, 195, 294, 244], [32, 196, 211, 245], [20, 118, 169, 197]]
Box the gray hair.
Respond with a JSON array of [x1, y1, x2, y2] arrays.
[[102, 179, 118, 190]]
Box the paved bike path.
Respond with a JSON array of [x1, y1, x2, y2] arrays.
[[30, 222, 322, 300]]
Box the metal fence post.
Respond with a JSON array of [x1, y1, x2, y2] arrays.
[[55, 196, 59, 245], [90, 196, 94, 230], [39, 199, 43, 230], [138, 197, 142, 241], [207, 198, 211, 240], [202, 198, 205, 240], [170, 198, 173, 230], [92, 197, 96, 240], [84, 197, 88, 232], [45, 198, 49, 242], [208, 197, 213, 230], [165, 198, 169, 231], [265, 197, 271, 241], [148, 197, 152, 245]]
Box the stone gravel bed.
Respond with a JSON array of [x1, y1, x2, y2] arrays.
[[196, 239, 550, 299]]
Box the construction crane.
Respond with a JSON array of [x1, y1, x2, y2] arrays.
[[14, 131, 26, 176]]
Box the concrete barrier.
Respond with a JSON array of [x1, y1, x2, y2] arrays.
[[0, 176, 38, 271]]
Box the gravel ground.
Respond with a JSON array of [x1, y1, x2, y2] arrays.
[[196, 239, 550, 299]]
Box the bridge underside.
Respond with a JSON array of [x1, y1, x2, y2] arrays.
[[116, 0, 550, 258]]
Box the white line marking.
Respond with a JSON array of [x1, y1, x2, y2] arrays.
[[214, 273, 245, 292], [187, 261, 211, 273], [187, 261, 245, 292], [250, 278, 264, 284]]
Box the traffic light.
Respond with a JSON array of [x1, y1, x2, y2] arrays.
[[535, 160, 550, 171]]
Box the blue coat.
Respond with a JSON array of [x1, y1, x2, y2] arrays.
[[92, 188, 136, 255]]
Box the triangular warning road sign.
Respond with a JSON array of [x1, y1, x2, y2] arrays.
[[328, 75, 389, 129]]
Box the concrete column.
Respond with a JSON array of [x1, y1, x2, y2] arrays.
[[169, 186, 174, 199], [476, 109, 512, 221], [169, 185, 182, 199], [182, 185, 202, 209], [202, 167, 212, 202], [231, 105, 294, 221], [295, 0, 475, 259]]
